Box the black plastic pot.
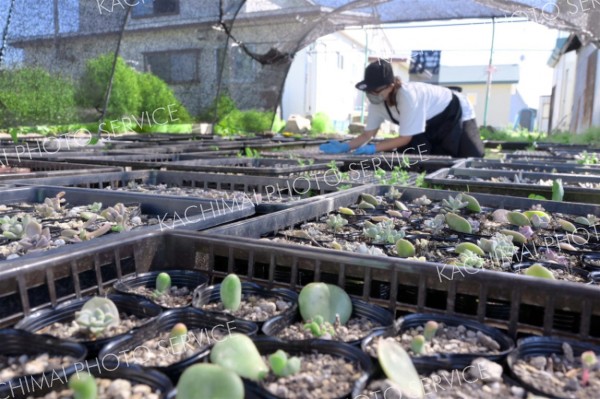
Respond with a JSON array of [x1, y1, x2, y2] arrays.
[[242, 337, 373, 399], [507, 336, 600, 399], [193, 281, 298, 329], [25, 364, 173, 399], [362, 313, 515, 369], [99, 307, 258, 383], [581, 253, 600, 272], [113, 269, 209, 308], [15, 294, 163, 358], [0, 329, 87, 399], [262, 298, 394, 347]]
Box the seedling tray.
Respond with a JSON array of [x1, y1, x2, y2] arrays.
[[453, 158, 600, 176], [58, 152, 237, 169], [0, 185, 254, 263], [425, 168, 600, 204], [3, 170, 364, 213], [483, 140, 532, 150], [0, 159, 122, 181], [163, 157, 343, 176], [2, 228, 600, 349]]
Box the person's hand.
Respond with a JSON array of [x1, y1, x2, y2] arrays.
[[353, 143, 376, 155], [319, 140, 350, 154]]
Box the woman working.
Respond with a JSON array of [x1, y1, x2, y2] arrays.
[[320, 60, 484, 157]]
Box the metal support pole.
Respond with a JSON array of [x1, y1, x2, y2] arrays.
[[483, 17, 496, 127]]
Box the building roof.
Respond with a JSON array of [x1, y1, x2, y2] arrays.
[[438, 64, 519, 85]]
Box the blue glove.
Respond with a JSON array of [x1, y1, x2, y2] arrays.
[[319, 140, 350, 154], [353, 143, 376, 155]]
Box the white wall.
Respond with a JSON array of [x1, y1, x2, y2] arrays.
[[550, 50, 577, 132], [594, 51, 600, 129], [282, 32, 365, 131]]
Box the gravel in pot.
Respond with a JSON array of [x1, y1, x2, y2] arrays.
[[356, 356, 531, 399], [113, 270, 209, 308], [242, 337, 373, 399], [15, 294, 162, 358], [362, 313, 514, 368], [99, 307, 258, 382], [25, 364, 173, 399], [193, 281, 298, 328], [508, 336, 600, 399], [262, 298, 394, 346], [0, 329, 87, 399]]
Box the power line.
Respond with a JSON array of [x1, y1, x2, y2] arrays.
[[347, 17, 531, 30]]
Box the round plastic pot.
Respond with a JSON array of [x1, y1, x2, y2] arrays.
[[361, 313, 514, 369], [99, 307, 258, 383], [262, 298, 394, 347], [193, 281, 298, 329], [26, 364, 173, 399], [242, 337, 374, 399], [0, 329, 87, 399], [15, 293, 163, 359], [582, 253, 600, 272], [511, 261, 592, 283], [113, 269, 209, 308], [507, 336, 600, 399]]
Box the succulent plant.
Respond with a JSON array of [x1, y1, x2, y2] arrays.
[[378, 338, 424, 399], [176, 364, 244, 399], [34, 191, 66, 218], [69, 372, 97, 399], [18, 219, 51, 251], [574, 214, 599, 226], [457, 249, 485, 268], [220, 274, 242, 311], [395, 239, 416, 258], [455, 242, 485, 256], [423, 214, 446, 234], [531, 214, 551, 229], [101, 203, 129, 232], [477, 233, 517, 263], [460, 193, 481, 213], [499, 229, 527, 244], [74, 296, 120, 335], [326, 214, 348, 232], [269, 350, 301, 377], [299, 282, 352, 325], [338, 207, 355, 216], [523, 210, 551, 220], [413, 196, 431, 206], [361, 193, 380, 207], [445, 213, 472, 234], [395, 200, 408, 211], [303, 314, 335, 338], [523, 263, 555, 279], [169, 323, 188, 354], [385, 187, 403, 200], [89, 202, 103, 213], [558, 219, 577, 233], [60, 222, 112, 243], [1, 214, 37, 240], [354, 243, 385, 257], [423, 321, 439, 341], [441, 194, 468, 213], [363, 219, 405, 244], [210, 333, 269, 381], [154, 272, 172, 297], [358, 201, 375, 210], [552, 179, 564, 202], [506, 212, 530, 227], [581, 351, 597, 387], [518, 225, 534, 240], [410, 335, 426, 354]]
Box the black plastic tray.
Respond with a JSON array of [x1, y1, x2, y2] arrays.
[[0, 158, 122, 181], [15, 293, 163, 358], [3, 169, 364, 214], [425, 168, 600, 203], [453, 158, 600, 176], [0, 186, 254, 264], [99, 307, 258, 382], [58, 152, 239, 169], [163, 157, 343, 177]]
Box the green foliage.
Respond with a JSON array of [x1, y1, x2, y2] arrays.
[[271, 114, 286, 133], [77, 54, 141, 119], [154, 272, 172, 297], [220, 274, 242, 311], [378, 338, 424, 399], [528, 193, 547, 200], [552, 179, 564, 202], [298, 282, 352, 325], [269, 350, 301, 377], [303, 314, 335, 338], [69, 372, 97, 399], [0, 67, 76, 127], [215, 109, 275, 135], [135, 72, 191, 128], [210, 333, 269, 381], [199, 93, 237, 123], [74, 297, 120, 335], [310, 112, 333, 134], [479, 126, 544, 142]]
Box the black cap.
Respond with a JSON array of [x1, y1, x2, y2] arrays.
[[355, 60, 394, 91]]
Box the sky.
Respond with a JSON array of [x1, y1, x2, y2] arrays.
[[377, 18, 562, 108]]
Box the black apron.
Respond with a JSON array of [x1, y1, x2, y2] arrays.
[[385, 93, 464, 157]]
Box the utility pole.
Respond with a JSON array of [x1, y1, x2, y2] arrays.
[[360, 29, 368, 124], [483, 17, 496, 127]]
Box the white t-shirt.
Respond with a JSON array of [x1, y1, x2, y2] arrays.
[[365, 82, 476, 136]]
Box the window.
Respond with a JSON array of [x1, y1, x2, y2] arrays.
[[144, 50, 199, 84], [230, 46, 257, 82], [132, 0, 179, 18]]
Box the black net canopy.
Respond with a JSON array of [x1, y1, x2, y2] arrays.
[[0, 0, 597, 131]]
